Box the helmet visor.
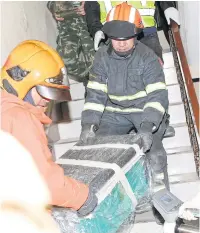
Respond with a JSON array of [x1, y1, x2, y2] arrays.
[[37, 66, 71, 101], [36, 85, 71, 102], [45, 67, 70, 87]]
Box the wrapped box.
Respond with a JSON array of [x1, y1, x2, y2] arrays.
[[53, 135, 151, 233]]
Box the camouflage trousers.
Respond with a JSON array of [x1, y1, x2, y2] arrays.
[[57, 17, 95, 80]]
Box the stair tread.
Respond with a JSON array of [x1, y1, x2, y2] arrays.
[[135, 179, 200, 224], [48, 102, 188, 145], [52, 125, 192, 160], [132, 221, 163, 233], [168, 152, 196, 175], [163, 52, 175, 69], [69, 80, 182, 102], [64, 100, 186, 125], [53, 125, 191, 147]]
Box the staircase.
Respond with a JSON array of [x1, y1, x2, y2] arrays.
[[48, 48, 200, 233]]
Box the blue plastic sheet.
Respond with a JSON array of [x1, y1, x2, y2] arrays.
[[52, 158, 150, 233]]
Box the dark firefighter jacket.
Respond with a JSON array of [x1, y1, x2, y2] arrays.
[[81, 41, 169, 129]]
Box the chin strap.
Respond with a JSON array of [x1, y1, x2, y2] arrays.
[[23, 89, 35, 106]]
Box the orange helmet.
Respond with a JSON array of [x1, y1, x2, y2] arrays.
[[1, 40, 71, 101], [103, 2, 143, 40]]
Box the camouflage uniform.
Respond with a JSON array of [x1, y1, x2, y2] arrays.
[[47, 1, 95, 79]]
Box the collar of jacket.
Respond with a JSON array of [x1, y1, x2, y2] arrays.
[[1, 90, 52, 125], [107, 40, 138, 59]]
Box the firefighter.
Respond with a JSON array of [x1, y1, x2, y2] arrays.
[[80, 2, 169, 188], [87, 1, 176, 138], [1, 40, 97, 217]]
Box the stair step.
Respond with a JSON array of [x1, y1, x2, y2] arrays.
[[167, 84, 182, 105], [69, 81, 182, 103], [166, 146, 193, 155], [164, 126, 191, 151], [68, 100, 84, 120], [135, 179, 200, 225], [163, 52, 175, 69], [164, 67, 178, 86], [66, 100, 185, 127], [168, 172, 198, 185], [48, 103, 188, 147], [132, 222, 163, 233], [168, 104, 186, 125], [52, 124, 191, 154], [66, 102, 186, 125], [167, 152, 196, 176], [52, 126, 191, 160]]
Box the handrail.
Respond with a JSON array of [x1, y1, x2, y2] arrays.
[[170, 21, 200, 134]]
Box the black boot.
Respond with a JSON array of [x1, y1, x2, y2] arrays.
[[164, 125, 175, 138], [164, 113, 175, 138]]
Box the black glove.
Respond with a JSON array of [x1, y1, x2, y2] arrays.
[[77, 187, 98, 217], [80, 124, 98, 144], [136, 122, 154, 153]]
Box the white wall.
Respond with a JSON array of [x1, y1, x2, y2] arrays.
[[178, 1, 200, 79], [0, 1, 57, 66]]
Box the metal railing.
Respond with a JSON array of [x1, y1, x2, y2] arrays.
[[169, 21, 200, 176]]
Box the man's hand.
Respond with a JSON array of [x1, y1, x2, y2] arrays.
[[94, 31, 105, 51], [164, 7, 180, 25], [54, 15, 64, 21], [80, 124, 98, 144], [77, 187, 98, 217], [75, 1, 86, 16], [135, 122, 154, 153]]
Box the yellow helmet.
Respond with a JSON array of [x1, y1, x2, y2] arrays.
[[1, 40, 71, 101]]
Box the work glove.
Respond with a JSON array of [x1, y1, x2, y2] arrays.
[[135, 122, 154, 153], [94, 30, 105, 51], [77, 186, 98, 217], [79, 124, 98, 144], [164, 7, 180, 25]]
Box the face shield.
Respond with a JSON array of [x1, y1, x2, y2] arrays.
[[36, 67, 71, 102]]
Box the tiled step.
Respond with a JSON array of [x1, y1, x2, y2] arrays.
[[163, 52, 175, 69], [63, 93, 185, 124], [48, 104, 186, 147], [66, 101, 186, 124], [52, 126, 190, 159], [69, 81, 182, 103], [131, 222, 163, 233], [134, 180, 200, 227], [167, 152, 196, 176], [67, 100, 84, 120], [164, 67, 178, 86], [164, 126, 191, 154], [52, 126, 191, 161]]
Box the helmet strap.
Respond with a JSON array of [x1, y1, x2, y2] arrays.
[[23, 89, 35, 106]]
